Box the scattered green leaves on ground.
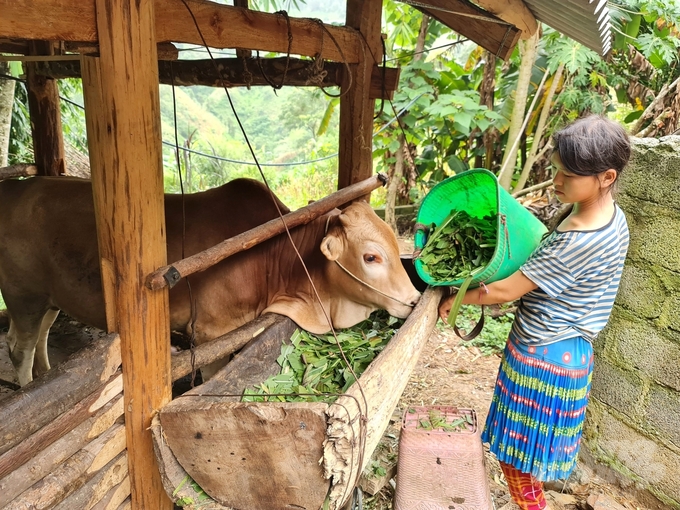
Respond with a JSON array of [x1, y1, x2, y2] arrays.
[[417, 209, 497, 281], [242, 310, 404, 403], [409, 407, 474, 432]]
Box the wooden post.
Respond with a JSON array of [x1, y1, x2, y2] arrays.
[[25, 41, 65, 176], [80, 0, 172, 507], [337, 0, 383, 191]]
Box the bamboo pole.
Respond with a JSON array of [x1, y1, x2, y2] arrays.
[[146, 174, 387, 291]]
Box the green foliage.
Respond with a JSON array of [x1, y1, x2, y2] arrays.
[[242, 310, 404, 402], [8, 80, 32, 165], [417, 210, 496, 281]]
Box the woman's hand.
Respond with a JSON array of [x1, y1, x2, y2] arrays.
[[438, 292, 455, 322]]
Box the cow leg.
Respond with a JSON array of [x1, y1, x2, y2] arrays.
[[32, 309, 60, 379], [4, 298, 55, 387], [7, 320, 38, 387]]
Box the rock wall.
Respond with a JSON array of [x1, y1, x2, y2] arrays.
[[584, 137, 680, 508]]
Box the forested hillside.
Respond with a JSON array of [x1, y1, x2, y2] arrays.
[[158, 0, 348, 209]]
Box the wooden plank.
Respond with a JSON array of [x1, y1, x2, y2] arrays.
[[151, 415, 215, 509], [181, 314, 296, 399], [64, 42, 179, 60], [26, 41, 66, 176], [4, 423, 127, 510], [80, 0, 171, 508], [33, 58, 397, 97], [0, 334, 121, 456], [323, 287, 443, 509], [0, 0, 362, 63], [0, 163, 38, 180], [171, 313, 292, 383], [36, 57, 341, 88], [89, 476, 131, 510], [0, 394, 124, 507], [338, 0, 383, 192], [369, 65, 400, 100], [412, 0, 520, 60], [474, 0, 539, 38], [0, 373, 123, 480], [159, 401, 329, 510], [53, 452, 129, 510], [146, 174, 386, 291]]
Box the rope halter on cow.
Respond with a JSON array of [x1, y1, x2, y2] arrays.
[[333, 259, 416, 308]]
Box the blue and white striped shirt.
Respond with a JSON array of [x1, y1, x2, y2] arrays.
[[511, 204, 629, 345]]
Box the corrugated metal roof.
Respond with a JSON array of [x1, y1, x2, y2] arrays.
[[523, 0, 611, 54]]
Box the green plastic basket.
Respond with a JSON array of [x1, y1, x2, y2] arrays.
[[414, 169, 547, 288]]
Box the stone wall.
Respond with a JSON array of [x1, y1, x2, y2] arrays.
[[584, 136, 680, 508]]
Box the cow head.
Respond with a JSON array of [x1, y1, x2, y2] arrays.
[[318, 201, 421, 329]]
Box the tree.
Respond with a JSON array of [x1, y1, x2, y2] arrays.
[[0, 62, 16, 167]]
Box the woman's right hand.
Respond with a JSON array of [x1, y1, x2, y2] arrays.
[[438, 292, 455, 322]]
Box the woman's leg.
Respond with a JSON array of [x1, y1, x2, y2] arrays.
[[500, 461, 547, 510]]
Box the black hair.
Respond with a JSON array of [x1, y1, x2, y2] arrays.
[[547, 115, 631, 233], [552, 115, 631, 178]]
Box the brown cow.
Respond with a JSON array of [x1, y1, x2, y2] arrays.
[[0, 176, 421, 386]]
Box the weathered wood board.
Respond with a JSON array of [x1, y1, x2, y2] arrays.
[[160, 401, 329, 510]]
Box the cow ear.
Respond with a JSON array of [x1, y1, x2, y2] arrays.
[[321, 232, 343, 261]]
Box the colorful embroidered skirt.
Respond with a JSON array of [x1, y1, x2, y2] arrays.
[[481, 334, 593, 481]]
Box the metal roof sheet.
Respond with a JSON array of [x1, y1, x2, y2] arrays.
[[523, 0, 612, 54]]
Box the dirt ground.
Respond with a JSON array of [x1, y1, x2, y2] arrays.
[[360, 323, 661, 510]]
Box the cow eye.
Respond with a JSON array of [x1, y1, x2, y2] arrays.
[[364, 254, 380, 263]]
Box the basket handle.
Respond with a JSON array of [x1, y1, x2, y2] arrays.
[[447, 275, 485, 341], [413, 222, 431, 258]]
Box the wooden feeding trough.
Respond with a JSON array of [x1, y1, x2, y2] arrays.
[[151, 288, 441, 510]]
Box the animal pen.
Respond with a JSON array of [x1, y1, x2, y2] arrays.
[[0, 0, 611, 509]]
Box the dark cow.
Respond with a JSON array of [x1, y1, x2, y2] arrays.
[[0, 177, 421, 386]]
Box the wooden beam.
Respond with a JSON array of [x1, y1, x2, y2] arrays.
[[171, 313, 291, 382], [411, 0, 521, 60], [338, 0, 383, 192], [80, 0, 172, 507], [232, 0, 252, 61], [0, 163, 38, 179], [26, 41, 66, 176], [473, 0, 538, 39], [32, 57, 399, 98], [0, 0, 363, 63]]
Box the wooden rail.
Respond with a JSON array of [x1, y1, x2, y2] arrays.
[[146, 174, 387, 291], [0, 0, 363, 63]]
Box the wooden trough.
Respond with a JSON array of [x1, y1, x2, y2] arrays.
[[153, 287, 441, 510]]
